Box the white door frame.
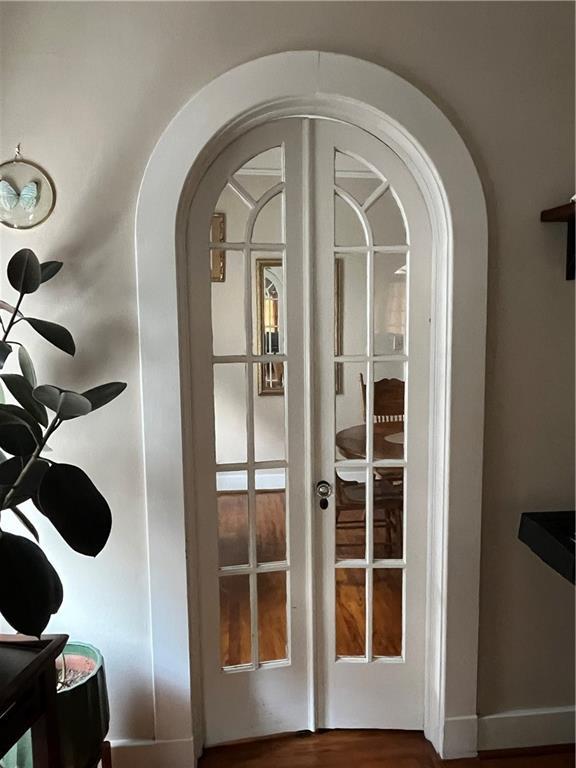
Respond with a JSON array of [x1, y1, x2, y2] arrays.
[[134, 51, 487, 764]]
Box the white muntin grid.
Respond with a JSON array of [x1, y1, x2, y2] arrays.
[[333, 154, 409, 664], [211, 146, 291, 673]]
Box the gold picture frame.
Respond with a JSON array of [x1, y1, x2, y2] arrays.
[[256, 257, 344, 396], [210, 212, 226, 282], [334, 257, 344, 396], [256, 258, 284, 395]]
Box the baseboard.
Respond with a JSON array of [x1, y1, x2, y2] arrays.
[[478, 706, 575, 751], [110, 738, 196, 768], [441, 714, 479, 759]]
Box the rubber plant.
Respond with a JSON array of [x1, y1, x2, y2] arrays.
[[0, 249, 126, 637]]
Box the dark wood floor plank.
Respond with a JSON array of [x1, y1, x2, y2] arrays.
[[219, 492, 403, 664], [199, 730, 574, 768]]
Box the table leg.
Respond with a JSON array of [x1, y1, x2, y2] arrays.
[[31, 666, 62, 768]]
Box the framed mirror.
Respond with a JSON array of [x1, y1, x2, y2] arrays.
[[256, 257, 343, 395], [256, 258, 285, 395]]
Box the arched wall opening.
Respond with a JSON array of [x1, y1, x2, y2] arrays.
[[134, 51, 487, 764]]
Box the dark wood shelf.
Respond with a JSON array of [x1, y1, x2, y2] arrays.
[[540, 201, 575, 280], [519, 511, 575, 584], [540, 201, 575, 223]]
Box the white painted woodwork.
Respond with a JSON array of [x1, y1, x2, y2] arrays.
[[190, 116, 432, 742], [135, 51, 488, 761], [314, 120, 431, 729], [189, 121, 309, 745]]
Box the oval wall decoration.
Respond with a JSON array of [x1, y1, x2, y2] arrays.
[[0, 148, 56, 229]]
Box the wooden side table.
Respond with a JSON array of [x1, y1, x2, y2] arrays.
[[0, 634, 68, 768]]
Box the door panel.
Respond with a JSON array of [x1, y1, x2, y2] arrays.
[[189, 117, 431, 746], [314, 120, 430, 729], [189, 120, 309, 745]]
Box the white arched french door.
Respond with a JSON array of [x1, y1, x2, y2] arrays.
[[137, 52, 488, 763], [188, 116, 431, 746]]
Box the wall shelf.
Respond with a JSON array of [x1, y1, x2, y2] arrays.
[[540, 201, 575, 280]]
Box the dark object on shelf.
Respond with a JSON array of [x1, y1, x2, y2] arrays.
[[519, 511, 575, 584], [540, 201, 575, 280], [0, 634, 68, 767]]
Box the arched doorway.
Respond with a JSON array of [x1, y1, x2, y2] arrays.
[[135, 52, 487, 760]]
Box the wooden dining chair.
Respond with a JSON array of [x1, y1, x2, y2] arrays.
[[335, 472, 403, 558], [359, 374, 405, 424]]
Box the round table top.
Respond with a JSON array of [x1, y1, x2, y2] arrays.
[[336, 422, 404, 460]]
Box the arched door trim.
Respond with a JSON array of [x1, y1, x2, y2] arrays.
[[134, 51, 487, 763]]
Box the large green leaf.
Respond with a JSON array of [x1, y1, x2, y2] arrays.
[[33, 385, 92, 420], [82, 382, 127, 411], [25, 318, 75, 356], [1, 374, 48, 427], [0, 342, 12, 370], [37, 463, 112, 556], [0, 456, 50, 508], [0, 409, 38, 455], [0, 404, 43, 444], [40, 261, 63, 284], [7, 249, 41, 294], [0, 532, 63, 636], [18, 345, 37, 387]]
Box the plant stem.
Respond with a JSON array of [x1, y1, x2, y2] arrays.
[[2, 292, 24, 342], [3, 416, 60, 509]]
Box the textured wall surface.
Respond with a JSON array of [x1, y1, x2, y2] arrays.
[[0, 1, 573, 740]]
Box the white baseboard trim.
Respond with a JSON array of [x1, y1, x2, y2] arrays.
[[110, 738, 196, 768], [442, 715, 479, 759], [478, 705, 575, 751]]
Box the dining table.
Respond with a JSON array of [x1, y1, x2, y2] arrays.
[[335, 422, 404, 461]]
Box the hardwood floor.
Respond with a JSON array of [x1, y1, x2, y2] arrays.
[[213, 497, 573, 767], [218, 491, 288, 666], [199, 730, 574, 768], [218, 491, 402, 666]]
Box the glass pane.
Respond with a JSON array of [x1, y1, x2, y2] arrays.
[[335, 361, 368, 460], [373, 568, 403, 657], [334, 150, 382, 206], [256, 361, 284, 395], [335, 467, 366, 561], [372, 361, 405, 461], [336, 254, 367, 357], [374, 253, 407, 355], [374, 469, 404, 560], [220, 574, 251, 667], [334, 193, 367, 247], [335, 568, 366, 657], [213, 363, 247, 464], [211, 250, 245, 355], [217, 471, 249, 567], [214, 185, 249, 243], [366, 187, 407, 246], [253, 255, 285, 357], [233, 147, 282, 200], [251, 192, 283, 243], [253, 363, 286, 462], [256, 469, 286, 563], [258, 571, 288, 662]]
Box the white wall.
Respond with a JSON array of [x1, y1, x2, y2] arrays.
[[0, 0, 573, 744]]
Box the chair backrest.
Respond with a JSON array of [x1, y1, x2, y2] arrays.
[[360, 374, 405, 423]]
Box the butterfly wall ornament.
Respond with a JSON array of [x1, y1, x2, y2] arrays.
[[0, 147, 55, 229], [0, 180, 39, 212]]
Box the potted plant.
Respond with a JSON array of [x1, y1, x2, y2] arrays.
[[0, 248, 125, 638], [0, 248, 124, 767]]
